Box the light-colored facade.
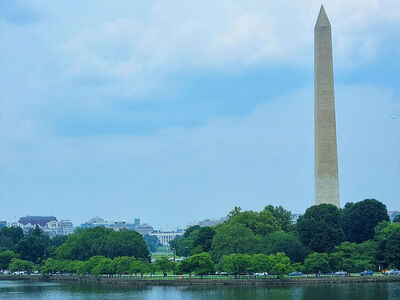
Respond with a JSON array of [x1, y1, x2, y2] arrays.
[[314, 5, 340, 207], [149, 231, 184, 246]]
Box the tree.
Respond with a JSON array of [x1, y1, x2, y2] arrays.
[[393, 215, 400, 223], [8, 258, 35, 273], [175, 259, 192, 275], [91, 257, 113, 276], [143, 234, 161, 253], [155, 257, 175, 276], [342, 199, 389, 243], [249, 254, 270, 273], [189, 252, 214, 275], [263, 205, 293, 232], [130, 259, 151, 276], [222, 254, 251, 275], [228, 210, 280, 236], [110, 256, 135, 275], [16, 226, 50, 264], [268, 252, 293, 278], [0, 250, 18, 269], [264, 232, 307, 263], [0, 227, 24, 251], [193, 227, 216, 252], [56, 227, 149, 261], [385, 227, 400, 268], [211, 223, 263, 262], [297, 204, 344, 253], [303, 253, 330, 274]]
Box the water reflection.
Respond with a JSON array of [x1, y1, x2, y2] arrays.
[[0, 280, 398, 300]]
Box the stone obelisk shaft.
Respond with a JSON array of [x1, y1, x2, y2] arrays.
[[314, 5, 340, 207]]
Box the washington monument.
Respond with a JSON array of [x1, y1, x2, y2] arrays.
[[314, 5, 340, 207]]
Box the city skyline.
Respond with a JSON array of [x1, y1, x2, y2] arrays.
[[1, 1, 399, 230]]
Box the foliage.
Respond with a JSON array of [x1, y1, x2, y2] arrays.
[[374, 221, 400, 268], [268, 252, 293, 278], [222, 254, 252, 275], [143, 234, 162, 253], [16, 226, 50, 264], [91, 257, 113, 275], [303, 253, 330, 274], [341, 199, 389, 243], [264, 231, 307, 263], [297, 204, 344, 253], [263, 205, 293, 232], [249, 254, 270, 273], [329, 241, 377, 272], [8, 258, 35, 273], [56, 227, 149, 261], [0, 227, 24, 251], [211, 223, 263, 262], [155, 257, 175, 276], [130, 259, 151, 276], [228, 210, 280, 236], [0, 250, 18, 269], [384, 226, 400, 268], [393, 215, 400, 223], [189, 252, 214, 275], [193, 227, 216, 253]]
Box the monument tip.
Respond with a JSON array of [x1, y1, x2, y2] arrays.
[[315, 4, 331, 28]]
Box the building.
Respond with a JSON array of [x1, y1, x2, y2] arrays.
[[314, 5, 340, 207], [197, 217, 226, 227], [134, 223, 154, 236], [80, 217, 135, 231], [291, 214, 301, 224], [149, 231, 184, 246], [0, 221, 6, 230], [19, 216, 57, 227], [388, 211, 400, 222]]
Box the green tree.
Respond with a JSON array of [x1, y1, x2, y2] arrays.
[[385, 227, 400, 268], [228, 210, 280, 236], [91, 257, 113, 276], [393, 215, 400, 223], [264, 232, 307, 263], [193, 227, 216, 252], [8, 258, 35, 273], [130, 259, 151, 276], [263, 205, 293, 232], [189, 252, 214, 275], [175, 259, 193, 275], [374, 221, 400, 268], [16, 226, 50, 263], [303, 252, 330, 274], [249, 254, 270, 273], [56, 227, 149, 261], [40, 258, 56, 275], [0, 227, 23, 251], [342, 199, 389, 243], [143, 234, 161, 253], [110, 256, 135, 275], [0, 250, 18, 269], [297, 204, 344, 253], [222, 254, 251, 275], [268, 252, 293, 278], [211, 223, 263, 262], [155, 257, 175, 276]]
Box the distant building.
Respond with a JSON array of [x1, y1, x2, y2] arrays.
[[134, 218, 140, 227], [135, 223, 154, 235], [80, 217, 135, 231], [149, 231, 184, 246], [44, 220, 75, 237], [197, 217, 226, 227], [291, 214, 301, 224], [0, 221, 6, 230], [19, 216, 56, 227], [388, 211, 400, 222]]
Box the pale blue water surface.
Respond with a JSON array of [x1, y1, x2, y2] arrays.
[[0, 280, 399, 300]]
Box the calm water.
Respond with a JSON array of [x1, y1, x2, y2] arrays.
[[0, 280, 399, 300]]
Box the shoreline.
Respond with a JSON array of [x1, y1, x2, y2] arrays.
[[1, 275, 400, 287]]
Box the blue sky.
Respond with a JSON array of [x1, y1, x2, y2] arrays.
[[0, 0, 399, 230]]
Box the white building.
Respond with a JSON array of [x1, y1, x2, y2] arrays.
[[149, 231, 184, 246]]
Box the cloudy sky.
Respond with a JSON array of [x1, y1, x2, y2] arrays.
[[0, 0, 399, 230]]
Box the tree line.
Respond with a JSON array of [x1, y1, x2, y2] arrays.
[[0, 198, 399, 276]]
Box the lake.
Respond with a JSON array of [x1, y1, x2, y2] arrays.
[[0, 280, 399, 299]]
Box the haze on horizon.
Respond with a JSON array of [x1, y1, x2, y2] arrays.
[[0, 0, 399, 230]]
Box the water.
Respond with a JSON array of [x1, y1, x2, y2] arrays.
[[0, 280, 399, 300]]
